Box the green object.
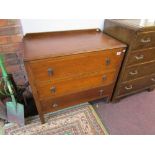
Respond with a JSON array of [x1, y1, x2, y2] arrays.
[[0, 54, 24, 126]]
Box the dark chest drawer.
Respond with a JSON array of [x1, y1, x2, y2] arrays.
[[118, 74, 155, 96], [104, 19, 155, 102], [122, 61, 155, 82], [126, 48, 155, 66], [40, 84, 113, 113], [132, 31, 155, 50]]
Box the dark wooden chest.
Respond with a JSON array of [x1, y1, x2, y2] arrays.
[[104, 19, 155, 102]]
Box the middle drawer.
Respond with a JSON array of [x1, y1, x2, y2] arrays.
[[122, 61, 155, 82], [35, 70, 116, 99]]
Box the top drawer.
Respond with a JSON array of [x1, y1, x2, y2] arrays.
[[132, 31, 155, 50], [28, 49, 124, 82]]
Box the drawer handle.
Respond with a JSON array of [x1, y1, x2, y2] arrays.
[[140, 38, 151, 43], [135, 55, 144, 60], [129, 70, 138, 75], [125, 85, 133, 90], [52, 103, 58, 108], [105, 58, 111, 66], [50, 86, 56, 93], [99, 89, 104, 96], [47, 68, 53, 76], [151, 78, 155, 82], [102, 75, 107, 81]]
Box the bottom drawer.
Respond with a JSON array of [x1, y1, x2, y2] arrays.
[[118, 74, 155, 96], [40, 85, 113, 113]]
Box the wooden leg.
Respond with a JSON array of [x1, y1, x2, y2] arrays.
[[39, 113, 45, 124], [147, 88, 155, 92], [112, 98, 120, 103], [106, 97, 111, 103]]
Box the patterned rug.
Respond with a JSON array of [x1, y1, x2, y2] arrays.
[[0, 119, 4, 135], [3, 103, 108, 135]]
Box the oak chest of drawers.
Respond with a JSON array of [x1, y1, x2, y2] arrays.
[[23, 29, 126, 123], [104, 19, 155, 102]]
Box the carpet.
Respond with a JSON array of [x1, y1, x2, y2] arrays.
[[0, 119, 4, 135], [4, 103, 108, 135], [93, 90, 155, 135]]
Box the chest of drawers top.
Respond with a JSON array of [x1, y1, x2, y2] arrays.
[[104, 19, 155, 48], [110, 19, 155, 30], [23, 29, 126, 61]]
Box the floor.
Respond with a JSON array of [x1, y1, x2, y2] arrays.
[[2, 103, 108, 135], [93, 90, 155, 135], [1, 90, 155, 135]]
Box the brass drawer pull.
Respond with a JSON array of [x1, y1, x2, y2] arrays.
[[140, 38, 151, 43], [102, 75, 107, 81], [129, 70, 138, 75], [135, 55, 144, 60], [151, 78, 155, 82], [52, 103, 58, 108], [125, 85, 133, 90], [99, 89, 104, 96], [50, 86, 56, 93], [105, 58, 111, 66], [47, 68, 53, 76]]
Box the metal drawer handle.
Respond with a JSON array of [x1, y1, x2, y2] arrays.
[[151, 78, 155, 82], [47, 68, 53, 76], [140, 38, 151, 43], [50, 86, 56, 93], [102, 75, 107, 81], [105, 58, 111, 66], [135, 55, 144, 60], [125, 85, 133, 90], [129, 70, 138, 75], [99, 89, 104, 96], [52, 103, 58, 108]]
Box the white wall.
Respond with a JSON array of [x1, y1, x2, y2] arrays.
[[21, 19, 104, 34]]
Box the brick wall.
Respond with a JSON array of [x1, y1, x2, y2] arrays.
[[0, 19, 26, 86]]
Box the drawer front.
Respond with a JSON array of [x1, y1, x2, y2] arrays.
[[40, 85, 113, 113], [118, 74, 155, 96], [36, 70, 116, 99], [132, 31, 155, 50], [122, 61, 155, 82], [29, 49, 124, 82], [126, 48, 155, 66]]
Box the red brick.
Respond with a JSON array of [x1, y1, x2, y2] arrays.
[[10, 35, 23, 43], [0, 65, 19, 75], [0, 25, 22, 36], [1, 53, 19, 66], [14, 78, 26, 86], [0, 36, 8, 45], [0, 42, 23, 53], [0, 19, 26, 86], [0, 19, 8, 27], [7, 64, 20, 73], [7, 19, 21, 26], [0, 35, 23, 45], [0, 19, 21, 27]]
